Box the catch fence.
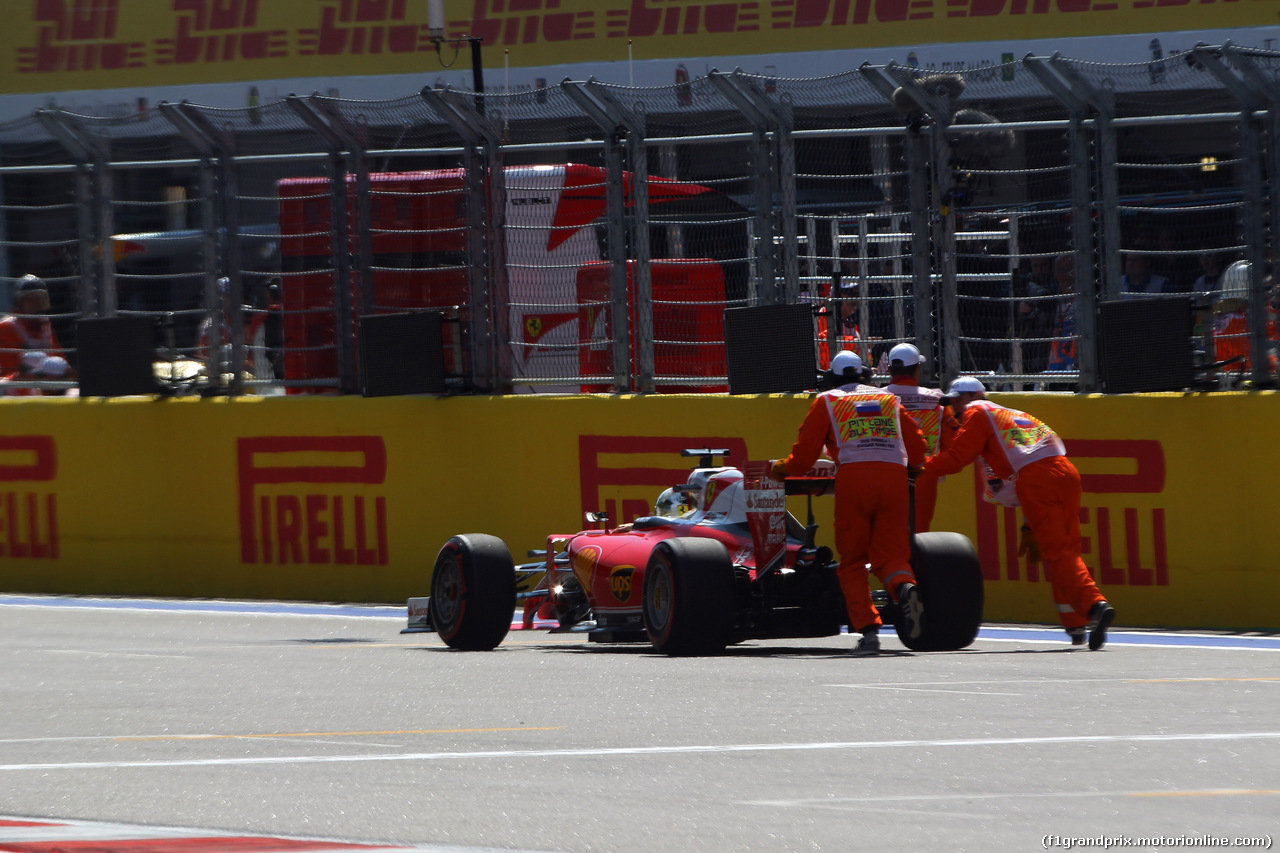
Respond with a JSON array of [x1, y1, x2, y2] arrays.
[[1, 44, 1277, 395]]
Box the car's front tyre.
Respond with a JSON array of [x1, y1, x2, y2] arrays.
[[430, 534, 516, 651]]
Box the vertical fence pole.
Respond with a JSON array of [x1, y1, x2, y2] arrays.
[[1038, 56, 1121, 307], [1026, 56, 1106, 392], [314, 98, 373, 319], [933, 122, 961, 381], [74, 165, 98, 320], [36, 112, 109, 322], [1198, 47, 1273, 387], [288, 95, 374, 394], [860, 64, 943, 380], [622, 101, 652, 393], [562, 83, 625, 391], [603, 138, 630, 391], [1234, 58, 1280, 356], [422, 87, 504, 392], [907, 132, 936, 379], [219, 156, 246, 394], [878, 65, 958, 381], [162, 103, 237, 389], [709, 71, 791, 305]]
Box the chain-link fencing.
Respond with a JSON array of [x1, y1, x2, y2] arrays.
[[0, 45, 1276, 396]]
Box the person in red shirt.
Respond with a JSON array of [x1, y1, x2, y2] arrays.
[[883, 342, 958, 532], [923, 376, 1115, 649], [0, 275, 61, 377], [772, 350, 929, 655]]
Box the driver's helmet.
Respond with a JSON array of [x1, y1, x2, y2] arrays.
[[654, 487, 696, 518]]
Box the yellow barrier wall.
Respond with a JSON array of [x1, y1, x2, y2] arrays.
[[0, 392, 1274, 630]]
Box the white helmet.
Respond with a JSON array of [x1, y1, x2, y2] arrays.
[[654, 488, 696, 518], [1219, 260, 1251, 303], [830, 350, 863, 375]]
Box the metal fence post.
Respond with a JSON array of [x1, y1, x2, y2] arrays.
[[159, 103, 230, 386], [714, 72, 798, 305], [1051, 58, 1122, 307], [880, 66, 958, 383], [314, 98, 373, 319], [709, 71, 777, 305], [1026, 56, 1107, 392], [1196, 45, 1273, 387], [626, 102, 653, 393], [287, 96, 358, 394], [422, 87, 505, 393], [582, 82, 652, 393], [36, 111, 107, 321], [563, 81, 642, 393], [859, 64, 937, 378]]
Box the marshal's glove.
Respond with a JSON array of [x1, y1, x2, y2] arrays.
[[1017, 524, 1041, 564], [770, 459, 788, 481]]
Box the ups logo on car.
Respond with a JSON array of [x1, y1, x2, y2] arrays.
[[609, 566, 635, 604]]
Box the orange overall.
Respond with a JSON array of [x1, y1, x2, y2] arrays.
[[0, 316, 60, 377], [923, 400, 1105, 630], [885, 378, 958, 532], [1212, 308, 1278, 374], [780, 385, 927, 632]]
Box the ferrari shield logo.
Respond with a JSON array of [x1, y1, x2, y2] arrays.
[[525, 316, 543, 339]]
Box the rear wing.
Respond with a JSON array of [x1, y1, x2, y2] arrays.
[[781, 458, 837, 497]]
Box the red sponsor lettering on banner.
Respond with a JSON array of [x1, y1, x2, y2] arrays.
[[578, 435, 748, 525], [238, 436, 388, 566], [298, 0, 435, 56], [466, 0, 598, 45], [16, 0, 145, 74], [974, 438, 1168, 586], [155, 0, 287, 65], [0, 436, 59, 560]]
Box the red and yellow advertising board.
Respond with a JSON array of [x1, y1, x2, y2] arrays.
[[0, 391, 1273, 631], [2, 0, 1274, 95]]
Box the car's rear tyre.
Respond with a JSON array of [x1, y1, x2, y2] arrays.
[[430, 534, 516, 651], [895, 531, 984, 651], [643, 538, 735, 656]]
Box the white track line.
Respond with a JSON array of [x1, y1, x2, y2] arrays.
[[2, 731, 1279, 773], [741, 788, 1280, 807]]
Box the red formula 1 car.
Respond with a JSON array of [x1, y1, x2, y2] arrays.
[[407, 449, 984, 655]]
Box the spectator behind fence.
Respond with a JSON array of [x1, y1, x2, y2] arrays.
[[1014, 255, 1055, 374], [1046, 255, 1079, 372], [1193, 252, 1232, 297], [1152, 228, 1198, 292], [0, 275, 62, 376], [1120, 252, 1171, 298]]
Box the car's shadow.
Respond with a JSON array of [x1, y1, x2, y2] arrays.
[[407, 642, 1076, 657]]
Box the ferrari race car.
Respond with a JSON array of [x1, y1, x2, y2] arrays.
[[406, 449, 984, 656]]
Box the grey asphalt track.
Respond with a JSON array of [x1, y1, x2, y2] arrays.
[[1, 596, 1277, 853]]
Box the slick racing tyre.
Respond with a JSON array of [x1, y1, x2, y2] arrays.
[[895, 531, 984, 652], [642, 538, 735, 656], [430, 534, 517, 651]]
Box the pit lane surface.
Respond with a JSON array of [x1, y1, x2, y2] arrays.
[[2, 596, 1277, 853]]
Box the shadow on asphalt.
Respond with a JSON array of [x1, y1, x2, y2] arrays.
[[404, 641, 1082, 657]]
